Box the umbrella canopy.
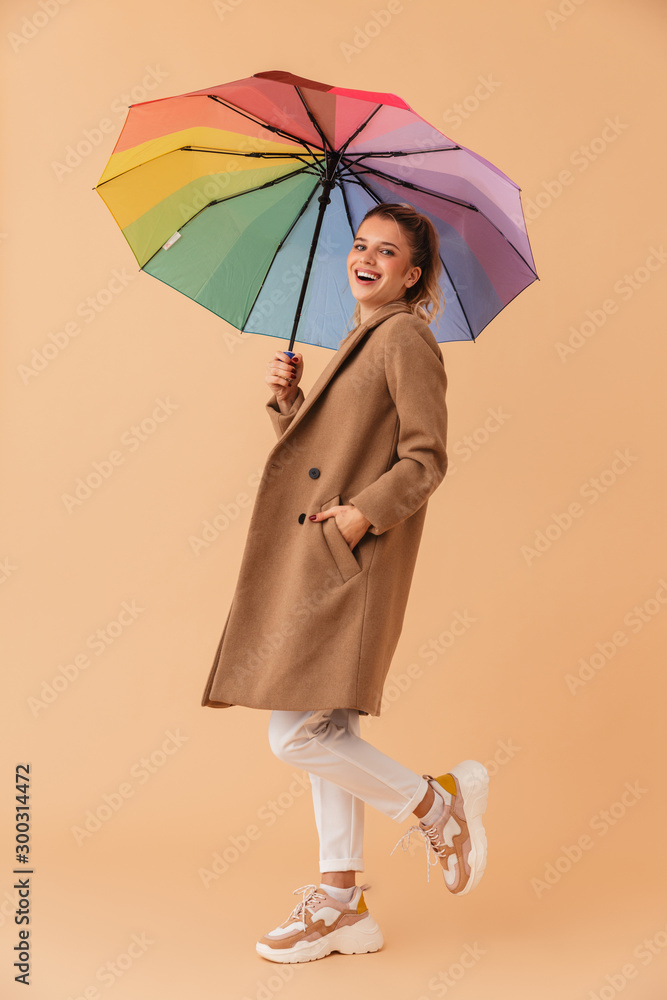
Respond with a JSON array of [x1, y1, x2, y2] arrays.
[[94, 69, 538, 349]]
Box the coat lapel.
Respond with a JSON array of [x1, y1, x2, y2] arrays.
[[270, 301, 413, 453]]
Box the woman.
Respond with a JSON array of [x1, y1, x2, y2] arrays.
[[201, 203, 489, 963]]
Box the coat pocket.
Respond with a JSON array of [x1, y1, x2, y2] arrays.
[[320, 495, 363, 584]]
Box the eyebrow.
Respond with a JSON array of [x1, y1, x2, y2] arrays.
[[353, 236, 400, 249]]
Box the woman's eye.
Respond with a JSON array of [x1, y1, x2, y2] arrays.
[[352, 244, 393, 255]]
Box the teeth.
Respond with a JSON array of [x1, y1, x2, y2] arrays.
[[357, 270, 379, 281]]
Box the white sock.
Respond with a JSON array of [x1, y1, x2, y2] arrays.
[[319, 882, 356, 903], [420, 785, 451, 827]]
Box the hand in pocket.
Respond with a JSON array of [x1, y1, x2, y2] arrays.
[[310, 504, 372, 550]]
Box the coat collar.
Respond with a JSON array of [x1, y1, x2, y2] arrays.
[[271, 301, 413, 452]]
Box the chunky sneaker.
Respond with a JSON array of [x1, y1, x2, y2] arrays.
[[391, 760, 489, 895], [256, 883, 384, 963]]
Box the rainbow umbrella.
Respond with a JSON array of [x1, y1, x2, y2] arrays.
[[93, 70, 538, 352]]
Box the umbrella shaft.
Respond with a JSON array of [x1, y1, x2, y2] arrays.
[[289, 176, 335, 352]]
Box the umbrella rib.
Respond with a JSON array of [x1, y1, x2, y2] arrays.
[[94, 145, 321, 190], [207, 163, 317, 206], [207, 94, 324, 162], [334, 105, 384, 166], [341, 159, 538, 278], [338, 106, 383, 154], [139, 163, 316, 270], [243, 180, 321, 331], [183, 145, 323, 173], [184, 145, 322, 164], [343, 147, 458, 160], [338, 157, 476, 211], [339, 180, 364, 239], [344, 146, 521, 193], [328, 105, 383, 185], [291, 90, 382, 169], [166, 178, 322, 309], [294, 87, 332, 156], [94, 146, 187, 188]]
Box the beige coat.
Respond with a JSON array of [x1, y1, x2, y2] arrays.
[[201, 301, 449, 717]]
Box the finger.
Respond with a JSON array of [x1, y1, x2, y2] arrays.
[[265, 374, 293, 389], [269, 356, 295, 370], [269, 362, 295, 380], [271, 353, 296, 372]]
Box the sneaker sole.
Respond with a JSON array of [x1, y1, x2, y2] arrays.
[[437, 759, 489, 896], [256, 915, 384, 963]]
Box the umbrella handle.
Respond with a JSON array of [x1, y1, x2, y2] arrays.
[[284, 351, 297, 360]]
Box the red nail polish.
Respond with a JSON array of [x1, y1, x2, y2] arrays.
[[309, 515, 317, 520]]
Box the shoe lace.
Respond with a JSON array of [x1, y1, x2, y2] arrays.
[[286, 883, 328, 922], [390, 821, 451, 884]]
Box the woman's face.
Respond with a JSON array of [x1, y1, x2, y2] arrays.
[[346, 215, 421, 319]]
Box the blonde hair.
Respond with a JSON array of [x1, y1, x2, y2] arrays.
[[351, 203, 445, 326]]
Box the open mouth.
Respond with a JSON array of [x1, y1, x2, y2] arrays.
[[355, 269, 380, 282]]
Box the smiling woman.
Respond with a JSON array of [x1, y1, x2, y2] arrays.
[[202, 201, 488, 963], [347, 203, 445, 328], [348, 219, 420, 322]]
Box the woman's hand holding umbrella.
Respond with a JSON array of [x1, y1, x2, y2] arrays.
[[266, 350, 303, 413]]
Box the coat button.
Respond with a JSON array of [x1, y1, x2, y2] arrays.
[[298, 513, 306, 524], [308, 467, 320, 479]]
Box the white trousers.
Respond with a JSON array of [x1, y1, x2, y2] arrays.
[[268, 708, 430, 873]]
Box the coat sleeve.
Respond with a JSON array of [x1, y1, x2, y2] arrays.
[[348, 321, 448, 535], [265, 387, 306, 439]]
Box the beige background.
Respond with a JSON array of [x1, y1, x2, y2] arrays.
[[2, 0, 666, 997]]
